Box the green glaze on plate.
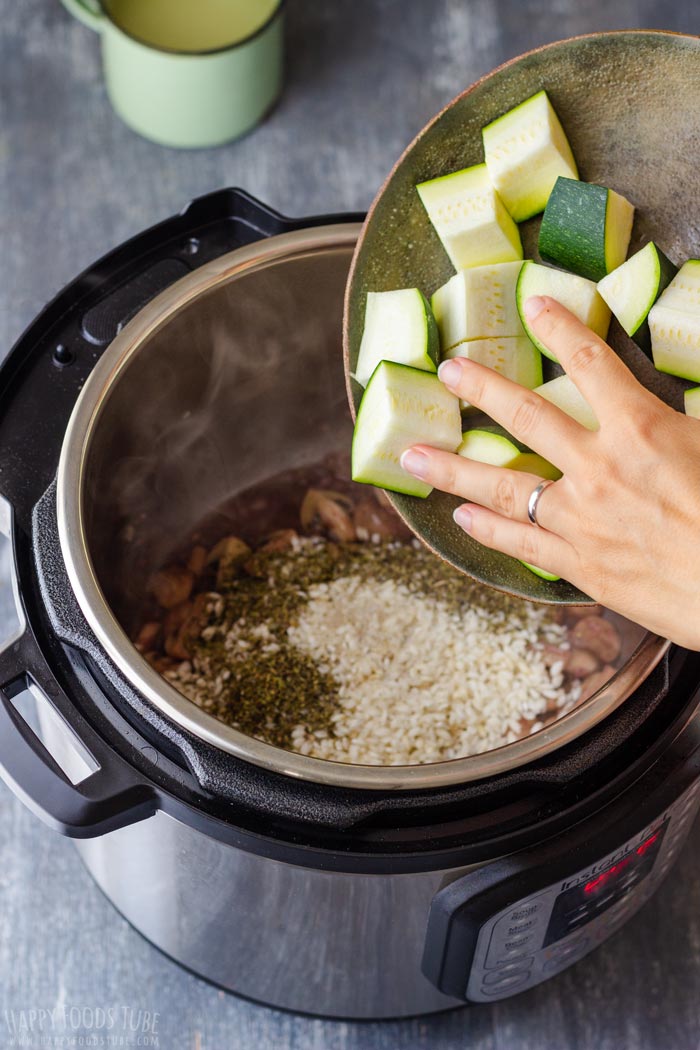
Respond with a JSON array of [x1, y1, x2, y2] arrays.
[[344, 30, 700, 605]]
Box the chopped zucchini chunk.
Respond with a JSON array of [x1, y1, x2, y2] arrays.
[[516, 261, 611, 363], [457, 428, 520, 466], [684, 386, 700, 419], [482, 90, 578, 222], [457, 428, 561, 479], [521, 562, 561, 581], [650, 261, 700, 382], [508, 451, 562, 480], [534, 374, 599, 431], [597, 242, 677, 353], [417, 163, 523, 271], [444, 337, 542, 409], [354, 288, 439, 387], [539, 177, 635, 282], [351, 361, 462, 497], [431, 261, 525, 348]]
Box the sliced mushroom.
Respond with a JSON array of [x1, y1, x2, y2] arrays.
[[164, 630, 191, 661], [205, 536, 252, 589], [517, 717, 542, 738], [148, 565, 195, 609], [187, 545, 208, 575], [258, 529, 299, 554], [134, 621, 161, 652], [539, 644, 568, 668], [145, 651, 176, 674], [579, 665, 617, 701], [180, 592, 211, 649], [300, 489, 356, 542], [570, 616, 621, 664], [563, 648, 601, 678], [163, 600, 192, 637], [206, 536, 251, 567]]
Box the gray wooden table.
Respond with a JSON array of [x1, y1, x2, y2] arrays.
[[2, 2, 700, 1048]]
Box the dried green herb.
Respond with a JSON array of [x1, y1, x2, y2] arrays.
[[176, 538, 550, 749]]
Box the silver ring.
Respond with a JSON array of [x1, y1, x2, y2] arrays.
[[527, 479, 555, 527]]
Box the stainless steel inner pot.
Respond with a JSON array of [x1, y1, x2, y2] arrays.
[[56, 224, 668, 790]]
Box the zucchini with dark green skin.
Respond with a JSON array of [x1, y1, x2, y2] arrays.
[[538, 177, 635, 282], [597, 242, 677, 355]]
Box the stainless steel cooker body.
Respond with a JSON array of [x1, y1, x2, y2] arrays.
[[0, 191, 697, 1020]]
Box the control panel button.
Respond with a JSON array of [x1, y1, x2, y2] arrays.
[[548, 936, 590, 962], [506, 902, 547, 923], [483, 961, 534, 985], [505, 918, 538, 936], [481, 971, 531, 995], [487, 946, 534, 968], [504, 935, 532, 951]]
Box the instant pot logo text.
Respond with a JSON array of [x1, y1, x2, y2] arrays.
[[559, 823, 664, 891], [2, 1007, 159, 1048]]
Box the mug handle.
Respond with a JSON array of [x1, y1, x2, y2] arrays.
[[59, 0, 103, 32]]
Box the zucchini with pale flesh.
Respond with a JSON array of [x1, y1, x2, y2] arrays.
[[431, 262, 525, 348], [685, 386, 700, 419], [354, 288, 439, 387], [538, 177, 635, 283], [444, 337, 542, 409], [482, 90, 578, 222], [416, 163, 523, 271], [352, 361, 462, 497], [534, 374, 599, 430], [649, 261, 700, 382], [457, 430, 561, 582], [457, 429, 561, 479], [516, 261, 611, 363], [597, 242, 677, 354], [457, 428, 520, 466]]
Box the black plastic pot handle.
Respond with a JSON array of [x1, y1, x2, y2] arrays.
[[0, 497, 157, 838]]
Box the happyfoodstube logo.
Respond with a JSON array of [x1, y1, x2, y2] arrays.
[[3, 1006, 160, 1047]]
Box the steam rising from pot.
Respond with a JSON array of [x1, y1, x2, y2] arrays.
[[83, 252, 352, 624]]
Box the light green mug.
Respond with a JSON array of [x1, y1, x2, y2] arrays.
[[60, 0, 285, 149]]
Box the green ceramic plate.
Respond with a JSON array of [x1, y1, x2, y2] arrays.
[[344, 30, 700, 604]]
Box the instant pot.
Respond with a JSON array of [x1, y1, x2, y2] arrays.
[[0, 189, 698, 1019]]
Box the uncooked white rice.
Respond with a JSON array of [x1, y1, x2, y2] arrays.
[[286, 575, 580, 764], [167, 555, 581, 765]]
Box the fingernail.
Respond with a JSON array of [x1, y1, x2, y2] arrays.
[[437, 359, 463, 388], [453, 505, 473, 532], [524, 295, 546, 321], [401, 448, 430, 479]]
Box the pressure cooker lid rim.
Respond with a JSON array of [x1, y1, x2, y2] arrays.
[[55, 224, 669, 791]]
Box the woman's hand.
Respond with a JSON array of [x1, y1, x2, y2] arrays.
[[400, 295, 700, 649]]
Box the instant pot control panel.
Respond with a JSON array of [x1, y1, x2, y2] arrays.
[[423, 778, 700, 1003]]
